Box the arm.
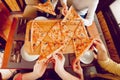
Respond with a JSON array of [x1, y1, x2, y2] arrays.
[[72, 59, 84, 80], [60, 0, 68, 16], [93, 39, 120, 76], [56, 68, 80, 80], [81, 0, 99, 26], [53, 53, 80, 80], [13, 59, 48, 80], [98, 58, 120, 76], [0, 69, 16, 80]]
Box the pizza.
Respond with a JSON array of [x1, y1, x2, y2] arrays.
[[60, 21, 80, 52], [73, 37, 93, 59], [61, 6, 80, 24], [73, 22, 93, 59], [59, 5, 81, 51], [39, 35, 64, 60], [48, 21, 80, 52], [31, 22, 47, 53], [33, 0, 56, 15], [48, 22, 63, 43], [75, 21, 88, 39]]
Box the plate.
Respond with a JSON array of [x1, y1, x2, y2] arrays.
[[34, 16, 48, 20], [21, 44, 39, 61], [80, 50, 94, 64]]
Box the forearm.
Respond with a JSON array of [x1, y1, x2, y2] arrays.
[[22, 72, 40, 80], [60, 0, 67, 6], [77, 72, 84, 80], [98, 58, 120, 76], [56, 69, 80, 80], [14, 72, 40, 80]]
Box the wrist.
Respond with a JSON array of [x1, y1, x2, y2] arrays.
[[62, 3, 67, 7], [31, 72, 41, 79], [55, 67, 65, 74]]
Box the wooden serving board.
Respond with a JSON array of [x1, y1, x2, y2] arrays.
[[24, 20, 75, 55]]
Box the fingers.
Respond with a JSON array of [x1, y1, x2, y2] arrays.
[[93, 40, 101, 46], [93, 39, 102, 46], [92, 39, 104, 50], [72, 59, 80, 70], [62, 6, 68, 16], [53, 52, 64, 59], [73, 58, 80, 65]]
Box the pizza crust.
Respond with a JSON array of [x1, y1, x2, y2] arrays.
[[31, 22, 47, 53], [33, 0, 56, 15], [61, 6, 81, 24]]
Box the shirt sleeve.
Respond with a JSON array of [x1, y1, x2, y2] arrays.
[[60, 0, 67, 6], [98, 58, 120, 76], [82, 0, 99, 26]]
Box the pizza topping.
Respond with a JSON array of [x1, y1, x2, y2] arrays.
[[31, 22, 47, 52], [48, 23, 63, 43], [73, 37, 93, 59]]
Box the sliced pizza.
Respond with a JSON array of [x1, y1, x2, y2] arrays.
[[31, 22, 47, 53], [48, 22, 63, 43], [39, 35, 64, 60], [73, 37, 93, 59], [33, 0, 56, 15], [61, 6, 80, 24], [73, 20, 94, 59], [60, 21, 80, 52], [75, 22, 88, 39]]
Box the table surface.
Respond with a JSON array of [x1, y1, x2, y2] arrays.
[[2, 15, 102, 69]]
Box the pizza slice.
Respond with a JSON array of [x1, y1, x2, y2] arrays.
[[60, 21, 80, 51], [39, 35, 64, 60], [48, 22, 63, 43], [33, 0, 56, 15], [73, 20, 94, 59], [61, 6, 80, 24], [31, 22, 47, 53], [73, 37, 93, 59], [39, 41, 52, 59], [75, 21, 88, 39]]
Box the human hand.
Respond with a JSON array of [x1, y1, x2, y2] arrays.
[[72, 59, 83, 79], [33, 59, 48, 77], [52, 53, 65, 73], [61, 5, 68, 16], [13, 60, 48, 80], [92, 39, 109, 61]]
